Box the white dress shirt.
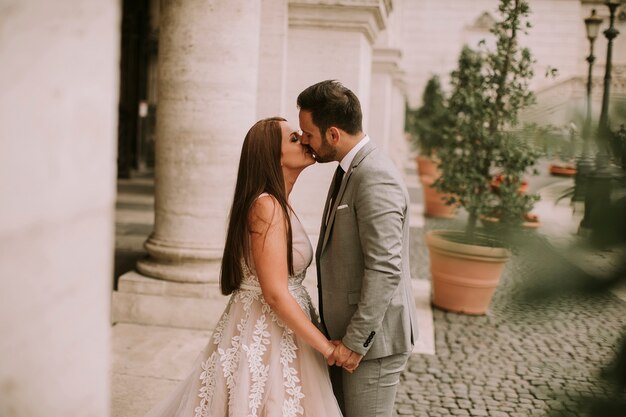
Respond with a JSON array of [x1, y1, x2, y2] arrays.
[[339, 134, 370, 173]]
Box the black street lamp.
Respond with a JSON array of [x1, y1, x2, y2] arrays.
[[579, 0, 624, 236], [598, 0, 622, 139], [573, 9, 603, 203], [584, 9, 603, 137]]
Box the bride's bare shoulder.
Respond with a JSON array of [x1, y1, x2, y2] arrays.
[[248, 193, 284, 233]]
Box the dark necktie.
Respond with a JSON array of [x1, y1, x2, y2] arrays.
[[325, 165, 344, 225], [319, 165, 344, 331]]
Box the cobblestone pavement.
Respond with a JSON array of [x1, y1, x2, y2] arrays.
[[397, 212, 626, 416]]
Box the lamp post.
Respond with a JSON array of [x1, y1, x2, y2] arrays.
[[598, 0, 621, 139], [579, 0, 623, 237], [585, 10, 603, 138], [573, 9, 603, 203]]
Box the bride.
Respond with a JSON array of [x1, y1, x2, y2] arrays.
[[144, 117, 344, 417]]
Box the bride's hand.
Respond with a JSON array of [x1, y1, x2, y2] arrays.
[[324, 343, 336, 365], [332, 342, 363, 373], [325, 340, 342, 366]]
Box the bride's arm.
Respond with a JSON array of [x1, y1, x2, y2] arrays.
[[249, 195, 335, 360]]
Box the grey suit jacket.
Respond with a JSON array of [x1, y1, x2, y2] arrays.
[[316, 140, 418, 360]]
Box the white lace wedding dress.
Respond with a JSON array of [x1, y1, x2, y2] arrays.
[[144, 207, 343, 417]]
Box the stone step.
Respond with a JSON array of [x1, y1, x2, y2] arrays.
[[112, 272, 436, 356], [111, 271, 229, 330], [112, 261, 323, 331]]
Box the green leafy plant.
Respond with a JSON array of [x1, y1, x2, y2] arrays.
[[405, 75, 451, 158], [435, 0, 541, 240]]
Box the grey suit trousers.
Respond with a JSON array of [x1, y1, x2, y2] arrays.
[[329, 352, 411, 417]]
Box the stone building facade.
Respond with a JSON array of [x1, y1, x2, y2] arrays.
[[1, 0, 625, 416], [401, 0, 626, 125]]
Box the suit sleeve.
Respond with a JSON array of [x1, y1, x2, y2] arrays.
[[342, 168, 407, 355]]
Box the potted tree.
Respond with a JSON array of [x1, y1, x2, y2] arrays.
[[406, 76, 456, 217], [427, 0, 541, 315], [481, 136, 541, 230]]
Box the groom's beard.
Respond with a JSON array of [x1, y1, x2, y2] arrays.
[[310, 134, 337, 163]]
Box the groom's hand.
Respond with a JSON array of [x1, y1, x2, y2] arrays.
[[330, 341, 363, 373]]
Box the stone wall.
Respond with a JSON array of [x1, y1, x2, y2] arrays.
[[257, 0, 289, 118], [0, 1, 120, 416]]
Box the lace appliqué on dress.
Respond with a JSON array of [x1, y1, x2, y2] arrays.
[[194, 352, 218, 417], [218, 317, 246, 412], [281, 327, 304, 417], [194, 303, 232, 417], [243, 315, 270, 417], [192, 261, 309, 417]]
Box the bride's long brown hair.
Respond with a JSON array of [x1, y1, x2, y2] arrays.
[[220, 117, 294, 295]]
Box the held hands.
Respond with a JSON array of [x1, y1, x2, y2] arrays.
[[325, 340, 363, 373]]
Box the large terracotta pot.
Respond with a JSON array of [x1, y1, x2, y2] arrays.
[[420, 175, 456, 218], [425, 230, 511, 315], [416, 155, 439, 177]]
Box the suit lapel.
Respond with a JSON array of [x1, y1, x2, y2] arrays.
[[320, 141, 376, 253], [316, 175, 334, 264]]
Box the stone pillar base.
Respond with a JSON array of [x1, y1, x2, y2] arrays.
[[111, 271, 229, 330], [137, 237, 222, 283]]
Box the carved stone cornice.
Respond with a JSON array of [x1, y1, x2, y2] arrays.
[[372, 47, 406, 91], [392, 68, 407, 93], [372, 47, 401, 72], [288, 0, 392, 44]]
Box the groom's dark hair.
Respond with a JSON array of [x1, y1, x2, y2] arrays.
[[297, 80, 363, 137]]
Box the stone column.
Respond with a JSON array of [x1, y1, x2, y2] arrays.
[[370, 1, 409, 169], [370, 47, 408, 169], [370, 48, 402, 151], [137, 0, 261, 283], [285, 0, 392, 234], [0, 1, 119, 416], [390, 69, 409, 169]]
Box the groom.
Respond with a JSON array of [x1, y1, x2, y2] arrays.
[[297, 80, 418, 417]]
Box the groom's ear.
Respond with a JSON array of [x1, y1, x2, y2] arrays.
[[328, 126, 341, 145]]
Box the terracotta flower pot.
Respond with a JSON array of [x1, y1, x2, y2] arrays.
[[420, 175, 456, 218], [490, 174, 528, 194], [415, 155, 439, 177], [426, 230, 511, 315], [522, 212, 540, 229], [549, 164, 576, 177]]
